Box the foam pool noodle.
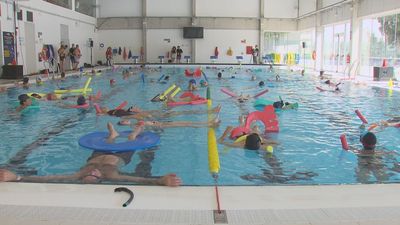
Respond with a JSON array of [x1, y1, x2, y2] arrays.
[[265, 146, 273, 153], [207, 89, 219, 175], [389, 79, 394, 88]]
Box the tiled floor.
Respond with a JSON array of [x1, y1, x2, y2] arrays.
[[1, 183, 400, 224]]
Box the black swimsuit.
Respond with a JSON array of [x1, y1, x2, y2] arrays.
[[107, 109, 137, 117]]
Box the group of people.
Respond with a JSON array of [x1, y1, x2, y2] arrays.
[[169, 46, 183, 63], [3, 64, 400, 186], [57, 43, 82, 73]]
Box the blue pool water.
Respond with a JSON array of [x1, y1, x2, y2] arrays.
[[0, 65, 399, 185]]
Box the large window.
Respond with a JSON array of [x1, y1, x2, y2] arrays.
[[322, 22, 351, 73], [43, 0, 72, 9], [75, 0, 96, 17], [264, 30, 315, 68], [360, 13, 400, 79]]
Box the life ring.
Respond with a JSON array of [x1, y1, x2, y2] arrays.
[[79, 131, 160, 152], [312, 51, 316, 60]]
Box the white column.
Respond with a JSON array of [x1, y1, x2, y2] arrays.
[[72, 0, 75, 11], [191, 0, 196, 63], [349, 0, 360, 67], [259, 0, 264, 63], [142, 0, 147, 63]]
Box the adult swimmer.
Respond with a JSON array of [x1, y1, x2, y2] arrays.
[[0, 122, 181, 186], [367, 117, 400, 132], [344, 125, 399, 183], [16, 94, 33, 112], [30, 91, 101, 102], [97, 104, 221, 121], [218, 116, 278, 150], [118, 116, 221, 128]]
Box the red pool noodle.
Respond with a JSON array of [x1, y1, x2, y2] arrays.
[[340, 134, 349, 150], [94, 103, 102, 114], [115, 101, 128, 110], [355, 110, 368, 124]]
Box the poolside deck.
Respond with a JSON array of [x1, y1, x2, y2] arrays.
[[1, 182, 400, 225]]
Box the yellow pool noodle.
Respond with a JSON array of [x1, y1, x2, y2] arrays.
[[159, 84, 176, 100], [54, 88, 92, 94], [389, 79, 394, 88], [207, 92, 220, 174], [83, 77, 92, 91], [208, 128, 220, 174], [169, 87, 181, 98]]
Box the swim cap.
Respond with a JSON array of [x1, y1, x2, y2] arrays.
[[217, 72, 222, 78], [189, 79, 196, 84], [259, 81, 265, 86], [244, 133, 262, 150], [77, 96, 86, 105], [110, 79, 116, 85], [18, 94, 29, 103], [164, 75, 170, 80], [22, 77, 29, 84], [360, 132, 377, 150]]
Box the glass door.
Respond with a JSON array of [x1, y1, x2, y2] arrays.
[[334, 33, 345, 73]]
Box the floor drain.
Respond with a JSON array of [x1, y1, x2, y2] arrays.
[[213, 210, 228, 224]]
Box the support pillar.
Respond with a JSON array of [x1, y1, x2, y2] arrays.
[[259, 0, 265, 64], [191, 0, 196, 63], [142, 0, 147, 63], [349, 0, 360, 70]]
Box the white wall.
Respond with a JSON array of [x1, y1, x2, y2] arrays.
[[196, 29, 259, 63], [299, 0, 316, 17], [147, 0, 191, 17], [320, 5, 352, 25], [98, 0, 142, 17], [197, 0, 259, 18], [147, 29, 191, 63], [264, 0, 298, 18], [321, 0, 342, 8], [95, 29, 142, 64], [0, 0, 96, 74], [358, 0, 400, 17], [298, 15, 316, 30]]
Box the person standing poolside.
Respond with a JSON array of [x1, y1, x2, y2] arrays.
[[0, 122, 181, 186], [58, 44, 66, 74], [170, 46, 177, 63], [73, 45, 82, 70], [106, 47, 113, 66], [69, 44, 76, 70], [252, 45, 259, 64], [176, 46, 183, 63]]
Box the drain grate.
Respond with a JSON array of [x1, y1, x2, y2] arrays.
[[213, 210, 228, 224]]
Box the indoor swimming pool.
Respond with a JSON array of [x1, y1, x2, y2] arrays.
[[0, 65, 399, 185]]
